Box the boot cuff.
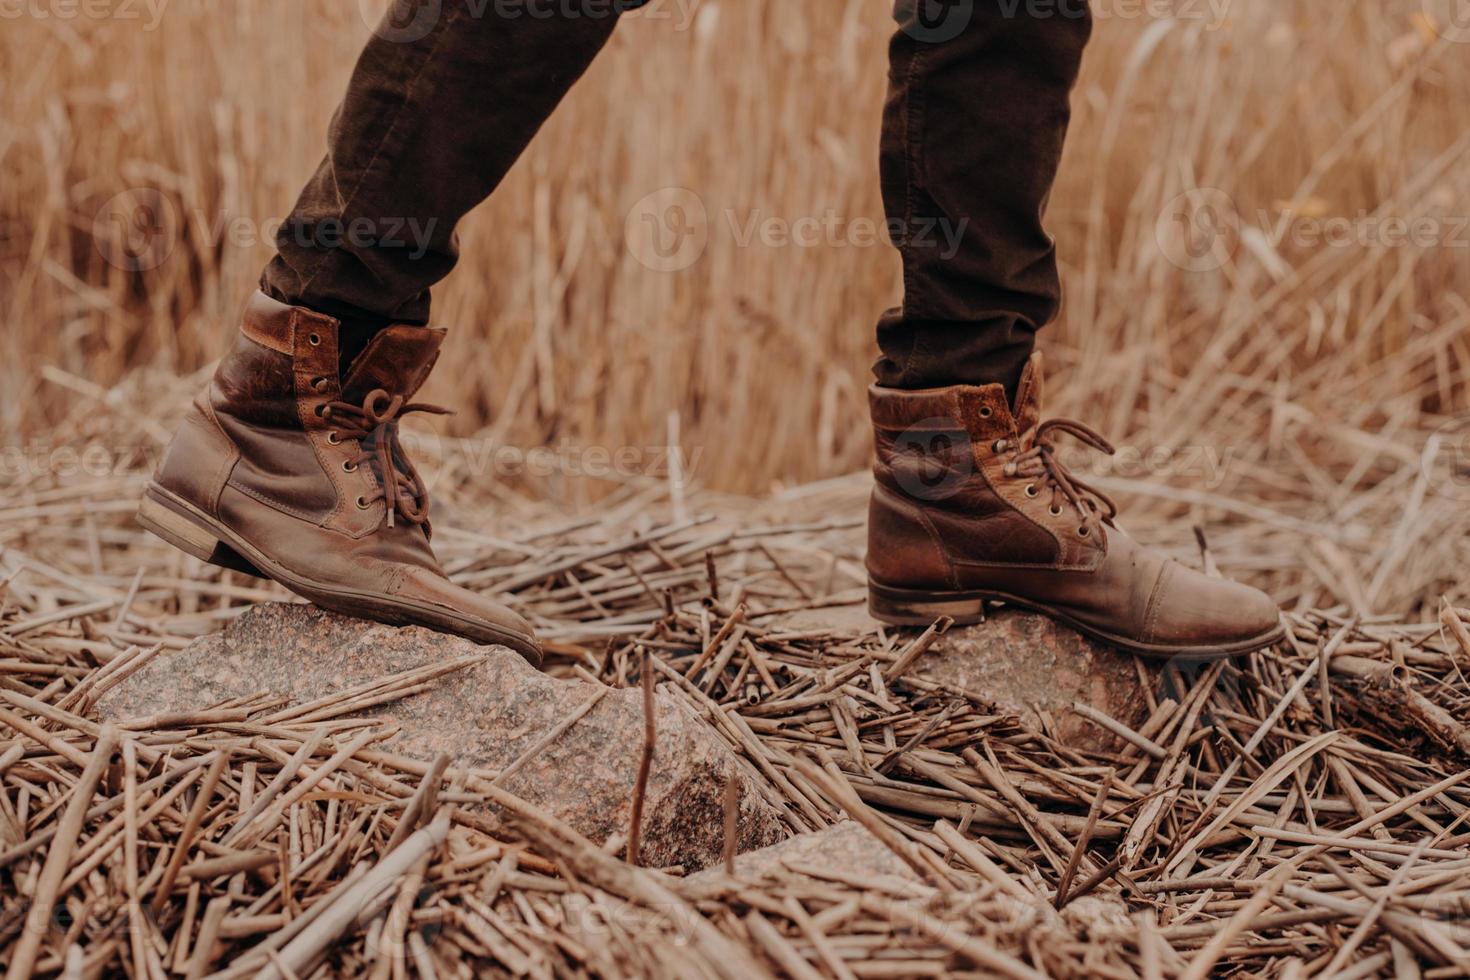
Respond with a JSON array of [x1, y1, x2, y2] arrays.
[[868, 383, 1014, 435], [241, 290, 339, 356]]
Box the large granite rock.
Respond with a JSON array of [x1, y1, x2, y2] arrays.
[[98, 603, 786, 871], [783, 604, 1149, 751]]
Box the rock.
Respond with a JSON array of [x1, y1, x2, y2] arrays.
[[780, 604, 1148, 751], [97, 603, 787, 871], [688, 821, 918, 886], [918, 610, 1149, 750]]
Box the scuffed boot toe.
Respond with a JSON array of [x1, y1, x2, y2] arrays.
[[391, 567, 542, 666], [1143, 562, 1284, 656]]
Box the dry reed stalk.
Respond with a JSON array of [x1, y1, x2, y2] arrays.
[[625, 649, 657, 867]]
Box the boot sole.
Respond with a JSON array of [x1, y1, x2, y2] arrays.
[[868, 581, 1284, 662], [138, 484, 543, 666]]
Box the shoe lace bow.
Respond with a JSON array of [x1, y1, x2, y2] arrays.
[[323, 388, 449, 528]]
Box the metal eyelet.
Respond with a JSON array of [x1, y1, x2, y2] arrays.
[[312, 377, 328, 392], [1024, 484, 1038, 498], [356, 496, 370, 510], [1002, 462, 1018, 477], [326, 431, 340, 445], [308, 333, 321, 347], [1049, 505, 1063, 516], [314, 404, 325, 418], [978, 406, 993, 419], [342, 461, 358, 473], [1077, 526, 1091, 538], [992, 439, 1008, 453]]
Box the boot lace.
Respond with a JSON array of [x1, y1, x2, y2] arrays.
[[1004, 418, 1119, 535], [321, 388, 449, 528]]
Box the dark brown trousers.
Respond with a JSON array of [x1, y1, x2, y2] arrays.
[[261, 0, 1092, 395]]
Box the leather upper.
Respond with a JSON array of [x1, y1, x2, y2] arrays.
[[154, 291, 535, 651], [868, 354, 1281, 648]]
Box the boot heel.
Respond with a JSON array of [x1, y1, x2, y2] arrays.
[[138, 491, 266, 577], [137, 494, 224, 562], [868, 583, 990, 627]]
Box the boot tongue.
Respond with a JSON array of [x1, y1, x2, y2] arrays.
[[1011, 352, 1044, 439], [341, 325, 447, 402]]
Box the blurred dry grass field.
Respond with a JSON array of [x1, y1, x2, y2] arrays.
[[2, 0, 1469, 616]]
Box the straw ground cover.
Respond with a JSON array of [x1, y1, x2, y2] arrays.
[[2, 378, 1470, 976], [2, 0, 1470, 975]]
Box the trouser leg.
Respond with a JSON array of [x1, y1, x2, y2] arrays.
[[261, 0, 627, 353], [873, 0, 1092, 397]]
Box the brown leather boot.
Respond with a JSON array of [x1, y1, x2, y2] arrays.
[[866, 354, 1282, 660], [138, 292, 541, 665]]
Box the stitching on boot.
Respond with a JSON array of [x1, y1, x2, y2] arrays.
[[227, 481, 328, 524], [198, 399, 238, 514], [1142, 561, 1175, 645]]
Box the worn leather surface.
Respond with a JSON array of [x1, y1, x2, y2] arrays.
[[153, 392, 238, 516], [341, 325, 446, 404], [153, 291, 535, 650], [868, 353, 1280, 647]]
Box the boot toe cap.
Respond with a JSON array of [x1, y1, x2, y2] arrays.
[[1147, 563, 1282, 653], [393, 568, 542, 666]]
